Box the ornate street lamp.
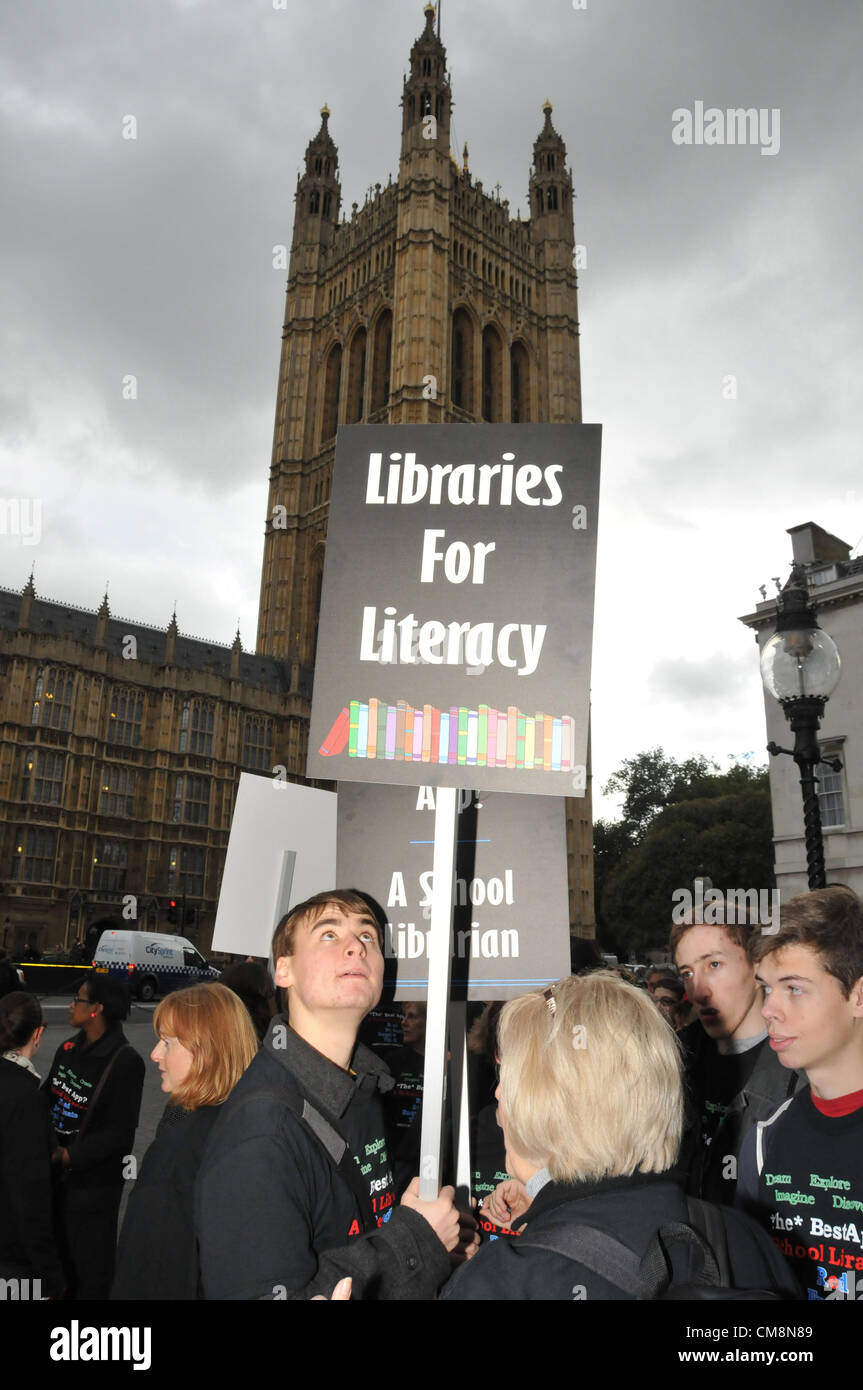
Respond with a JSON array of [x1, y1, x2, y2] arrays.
[[760, 564, 841, 889]]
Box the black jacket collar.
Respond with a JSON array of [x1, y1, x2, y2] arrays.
[[262, 1014, 394, 1121], [522, 1169, 677, 1228]]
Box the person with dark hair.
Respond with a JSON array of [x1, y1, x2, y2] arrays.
[[219, 960, 276, 1044], [737, 886, 863, 1299], [652, 975, 685, 1024], [112, 983, 259, 1300], [196, 889, 475, 1299], [42, 973, 145, 1299], [569, 937, 602, 976], [0, 993, 65, 1297], [671, 901, 801, 1204]]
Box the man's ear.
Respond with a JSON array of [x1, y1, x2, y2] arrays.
[[849, 976, 863, 1017], [273, 955, 293, 990]]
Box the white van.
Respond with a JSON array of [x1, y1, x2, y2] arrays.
[[93, 930, 220, 1002]]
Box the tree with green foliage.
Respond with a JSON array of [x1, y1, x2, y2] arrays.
[[594, 752, 774, 957]]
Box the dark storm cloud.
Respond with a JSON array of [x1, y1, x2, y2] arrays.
[[1, 0, 861, 802]]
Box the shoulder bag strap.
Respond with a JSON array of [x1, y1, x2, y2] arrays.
[[73, 1043, 135, 1146]]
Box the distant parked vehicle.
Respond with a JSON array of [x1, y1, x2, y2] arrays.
[[92, 930, 220, 1002]]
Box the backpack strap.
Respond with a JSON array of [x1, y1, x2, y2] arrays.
[[283, 1088, 377, 1232], [684, 1197, 732, 1285], [518, 1209, 726, 1299], [517, 1220, 647, 1296], [73, 1043, 135, 1146]]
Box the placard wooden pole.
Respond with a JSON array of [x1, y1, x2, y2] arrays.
[[274, 849, 297, 923], [418, 786, 458, 1200], [448, 1000, 472, 1201]]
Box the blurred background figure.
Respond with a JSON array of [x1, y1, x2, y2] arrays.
[[42, 974, 145, 1300], [384, 1002, 427, 1191], [652, 976, 686, 1028], [112, 982, 258, 1300], [0, 950, 23, 999], [0, 992, 65, 1298], [220, 959, 276, 1045]]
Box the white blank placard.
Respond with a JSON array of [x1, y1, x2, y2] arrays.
[[212, 774, 337, 957]]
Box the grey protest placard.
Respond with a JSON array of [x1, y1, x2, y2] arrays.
[[308, 423, 601, 797], [336, 782, 571, 1001]]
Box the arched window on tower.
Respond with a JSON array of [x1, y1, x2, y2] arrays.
[[482, 325, 503, 422], [321, 343, 342, 444], [347, 328, 367, 423], [546, 153, 556, 171], [535, 188, 544, 214], [547, 186, 559, 211], [309, 190, 320, 215], [452, 309, 475, 413], [370, 309, 392, 414], [314, 157, 322, 174], [322, 191, 332, 218], [421, 90, 432, 115], [511, 342, 530, 423]]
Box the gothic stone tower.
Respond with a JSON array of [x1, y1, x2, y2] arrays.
[[256, 4, 594, 934]]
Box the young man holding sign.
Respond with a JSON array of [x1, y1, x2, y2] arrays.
[[195, 891, 475, 1299]]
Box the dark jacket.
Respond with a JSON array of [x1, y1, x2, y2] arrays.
[[195, 1017, 451, 1300], [0, 1057, 65, 1296], [440, 1171, 801, 1300], [679, 1023, 802, 1203], [112, 1104, 220, 1301], [42, 1025, 145, 1200]]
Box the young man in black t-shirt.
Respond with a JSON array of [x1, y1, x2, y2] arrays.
[[736, 886, 863, 1300], [672, 904, 799, 1203]]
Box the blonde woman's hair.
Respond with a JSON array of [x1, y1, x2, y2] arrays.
[[153, 982, 259, 1110], [498, 971, 683, 1183]]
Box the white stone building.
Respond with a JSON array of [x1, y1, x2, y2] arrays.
[[740, 522, 863, 900]]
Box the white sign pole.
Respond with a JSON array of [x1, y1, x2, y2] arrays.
[[418, 786, 458, 1200]]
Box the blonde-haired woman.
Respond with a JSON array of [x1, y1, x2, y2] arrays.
[[112, 983, 258, 1300], [441, 972, 798, 1300]]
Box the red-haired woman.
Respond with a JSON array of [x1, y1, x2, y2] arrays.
[[111, 982, 258, 1300]]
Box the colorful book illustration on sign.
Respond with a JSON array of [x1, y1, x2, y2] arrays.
[[318, 703, 577, 771]]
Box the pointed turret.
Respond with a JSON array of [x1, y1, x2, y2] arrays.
[[20, 569, 35, 629], [529, 100, 574, 245], [165, 608, 178, 665], [400, 4, 451, 161], [95, 589, 110, 645], [293, 105, 341, 251], [231, 626, 243, 678]]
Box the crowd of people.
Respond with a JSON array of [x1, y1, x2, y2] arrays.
[[1, 882, 861, 1301]]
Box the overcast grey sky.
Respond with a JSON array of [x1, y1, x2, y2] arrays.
[[2, 0, 861, 818]]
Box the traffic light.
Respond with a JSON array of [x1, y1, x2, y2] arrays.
[[167, 899, 178, 925]]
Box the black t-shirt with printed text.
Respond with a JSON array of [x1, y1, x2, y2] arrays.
[[739, 1088, 863, 1300]]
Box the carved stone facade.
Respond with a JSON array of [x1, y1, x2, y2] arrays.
[[0, 578, 304, 956], [256, 6, 595, 933]]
